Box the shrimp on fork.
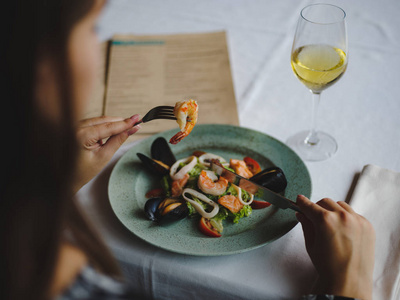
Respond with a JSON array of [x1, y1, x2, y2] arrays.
[[169, 99, 198, 144]]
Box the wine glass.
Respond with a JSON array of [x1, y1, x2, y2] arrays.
[[287, 4, 348, 161]]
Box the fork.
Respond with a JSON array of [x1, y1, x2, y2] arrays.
[[134, 106, 176, 126]]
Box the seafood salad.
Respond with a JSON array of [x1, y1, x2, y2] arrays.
[[138, 138, 287, 238], [170, 99, 198, 145]]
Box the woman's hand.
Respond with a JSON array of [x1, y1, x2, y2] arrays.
[[74, 114, 141, 192], [296, 195, 375, 300]]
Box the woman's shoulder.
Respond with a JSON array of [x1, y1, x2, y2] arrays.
[[51, 243, 143, 299], [49, 243, 88, 299], [57, 264, 137, 300]]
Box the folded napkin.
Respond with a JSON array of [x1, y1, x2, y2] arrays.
[[349, 164, 400, 300]]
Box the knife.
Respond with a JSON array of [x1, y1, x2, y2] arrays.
[[211, 162, 301, 213]]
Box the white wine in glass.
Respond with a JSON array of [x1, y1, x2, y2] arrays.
[[287, 4, 348, 161]]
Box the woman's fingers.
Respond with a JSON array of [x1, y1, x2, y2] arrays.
[[74, 114, 142, 192], [91, 115, 139, 139], [78, 114, 141, 149], [316, 197, 340, 212], [127, 124, 141, 136], [296, 194, 326, 223], [336, 201, 355, 214], [298, 195, 353, 222], [101, 124, 141, 156]]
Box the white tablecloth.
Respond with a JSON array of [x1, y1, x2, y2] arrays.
[[76, 0, 400, 299]]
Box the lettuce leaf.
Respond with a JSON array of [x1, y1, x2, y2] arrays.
[[224, 166, 235, 173], [229, 205, 252, 223], [160, 175, 171, 197], [186, 201, 197, 216], [185, 177, 198, 190], [241, 189, 252, 202], [213, 207, 228, 221], [188, 163, 207, 177], [225, 184, 237, 196], [185, 195, 215, 216]]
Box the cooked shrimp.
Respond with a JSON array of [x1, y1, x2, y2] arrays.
[[171, 173, 190, 197], [198, 170, 228, 196], [230, 159, 253, 179], [169, 99, 198, 144], [218, 195, 243, 213]]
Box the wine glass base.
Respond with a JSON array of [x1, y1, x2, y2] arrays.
[[286, 130, 338, 162]]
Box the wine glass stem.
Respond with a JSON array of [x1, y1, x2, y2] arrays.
[[305, 91, 321, 145]]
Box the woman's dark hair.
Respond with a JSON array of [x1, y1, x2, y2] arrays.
[[0, 1, 120, 299]]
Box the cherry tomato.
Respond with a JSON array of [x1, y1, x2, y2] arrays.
[[250, 200, 271, 209], [244, 157, 261, 175], [199, 217, 221, 238], [145, 188, 164, 198]]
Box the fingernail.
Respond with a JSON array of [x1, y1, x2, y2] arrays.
[[127, 129, 136, 136], [130, 114, 140, 121], [127, 124, 141, 136]]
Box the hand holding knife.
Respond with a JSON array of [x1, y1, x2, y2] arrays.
[[210, 160, 301, 213]]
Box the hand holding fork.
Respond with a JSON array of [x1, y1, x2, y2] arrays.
[[74, 107, 176, 191]]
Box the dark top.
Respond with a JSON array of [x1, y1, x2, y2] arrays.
[[302, 295, 357, 300], [57, 265, 138, 300]]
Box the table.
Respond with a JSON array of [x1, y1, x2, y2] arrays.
[[76, 0, 400, 299]]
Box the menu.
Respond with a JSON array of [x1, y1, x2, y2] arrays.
[[85, 41, 109, 118], [84, 31, 239, 141]]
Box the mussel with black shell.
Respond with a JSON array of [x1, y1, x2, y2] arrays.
[[137, 137, 177, 176], [250, 166, 287, 193], [144, 197, 189, 226]]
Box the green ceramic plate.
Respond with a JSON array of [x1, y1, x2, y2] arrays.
[[108, 124, 311, 256]]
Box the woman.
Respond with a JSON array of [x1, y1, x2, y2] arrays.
[[2, 0, 140, 299], [1, 0, 375, 299]]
